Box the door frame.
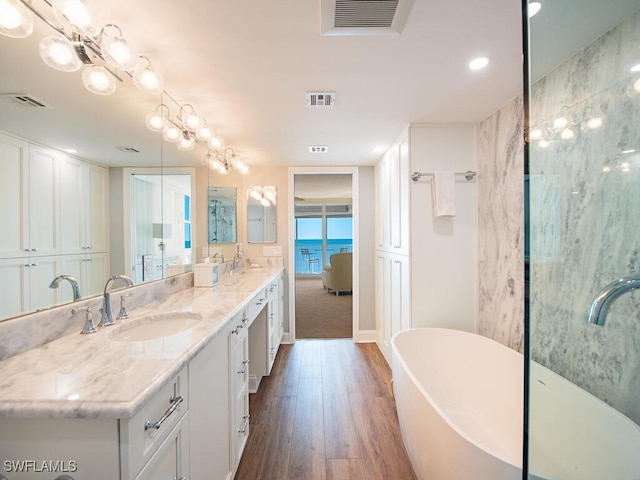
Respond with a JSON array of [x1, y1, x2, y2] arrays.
[[287, 166, 360, 342]]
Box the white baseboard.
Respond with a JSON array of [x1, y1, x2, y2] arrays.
[[248, 374, 262, 394], [355, 330, 377, 343]]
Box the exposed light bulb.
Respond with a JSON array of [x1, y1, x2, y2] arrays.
[[560, 128, 575, 140], [196, 126, 212, 141], [0, 0, 34, 38], [133, 57, 163, 94], [163, 125, 181, 142], [529, 127, 543, 141], [183, 112, 201, 131], [101, 30, 138, 71], [53, 0, 97, 36], [537, 139, 551, 149], [177, 136, 195, 151], [552, 115, 569, 130], [208, 136, 224, 149], [528, 2, 542, 18], [39, 34, 81, 72], [585, 116, 604, 130], [145, 112, 165, 131], [82, 66, 116, 95]]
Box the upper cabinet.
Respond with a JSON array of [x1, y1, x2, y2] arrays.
[[375, 131, 410, 255], [60, 154, 109, 255], [0, 133, 59, 259]]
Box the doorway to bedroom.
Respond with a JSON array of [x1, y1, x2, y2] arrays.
[[290, 169, 357, 340]]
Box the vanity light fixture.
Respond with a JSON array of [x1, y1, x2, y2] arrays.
[[208, 134, 224, 149], [100, 24, 138, 72], [177, 133, 195, 151], [52, 0, 99, 36], [133, 56, 163, 94], [0, 0, 33, 38], [162, 122, 182, 142], [205, 148, 249, 175], [145, 104, 170, 131], [81, 65, 116, 95], [179, 104, 202, 131], [39, 33, 82, 72]]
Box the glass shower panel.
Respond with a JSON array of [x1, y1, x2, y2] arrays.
[[526, 1, 640, 478]]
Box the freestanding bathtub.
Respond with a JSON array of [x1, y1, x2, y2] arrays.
[[391, 328, 640, 480]]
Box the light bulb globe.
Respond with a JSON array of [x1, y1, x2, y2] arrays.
[[82, 66, 116, 95], [39, 34, 81, 72], [0, 0, 34, 38]]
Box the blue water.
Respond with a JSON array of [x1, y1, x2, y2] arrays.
[[294, 239, 352, 275]]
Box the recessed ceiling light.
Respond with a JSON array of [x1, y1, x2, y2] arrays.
[[528, 2, 542, 18], [468, 57, 489, 71]]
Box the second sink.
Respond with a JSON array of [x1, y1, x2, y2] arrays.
[[109, 312, 203, 342]]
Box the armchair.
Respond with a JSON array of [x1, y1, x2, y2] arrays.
[[322, 252, 352, 295]]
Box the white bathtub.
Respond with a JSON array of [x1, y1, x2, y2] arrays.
[[391, 328, 640, 480]]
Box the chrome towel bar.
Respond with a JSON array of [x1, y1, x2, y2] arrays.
[[411, 171, 477, 182]]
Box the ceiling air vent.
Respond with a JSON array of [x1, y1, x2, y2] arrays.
[[335, 0, 398, 28], [321, 0, 415, 36], [306, 92, 335, 108], [0, 93, 51, 108], [116, 146, 140, 153], [309, 146, 329, 153]]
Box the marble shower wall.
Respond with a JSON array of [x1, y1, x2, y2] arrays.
[[528, 10, 640, 423], [477, 96, 525, 352]]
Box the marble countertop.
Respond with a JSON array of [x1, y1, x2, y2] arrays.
[[0, 267, 283, 420]]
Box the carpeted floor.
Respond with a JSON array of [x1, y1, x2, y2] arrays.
[[295, 277, 352, 338]]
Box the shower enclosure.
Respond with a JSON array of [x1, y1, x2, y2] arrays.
[[525, 0, 640, 478]]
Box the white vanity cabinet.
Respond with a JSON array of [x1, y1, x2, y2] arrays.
[[0, 367, 188, 480], [229, 311, 250, 472]]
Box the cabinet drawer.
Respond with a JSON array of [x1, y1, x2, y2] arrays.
[[232, 383, 250, 466], [246, 288, 267, 323], [231, 329, 250, 397], [134, 412, 189, 480], [120, 367, 188, 480]]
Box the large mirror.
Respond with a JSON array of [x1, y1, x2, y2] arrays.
[[247, 186, 277, 243], [208, 187, 237, 243], [0, 6, 197, 322]]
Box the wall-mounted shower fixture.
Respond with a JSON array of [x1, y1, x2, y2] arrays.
[[587, 274, 640, 326]]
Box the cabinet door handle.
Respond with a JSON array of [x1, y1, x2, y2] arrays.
[[237, 360, 249, 374], [238, 414, 250, 434], [144, 395, 184, 431]]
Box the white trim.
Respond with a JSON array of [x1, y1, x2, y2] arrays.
[[356, 330, 378, 343], [288, 166, 359, 343]]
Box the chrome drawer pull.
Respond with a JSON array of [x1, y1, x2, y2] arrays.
[[238, 414, 250, 434], [144, 395, 184, 431]]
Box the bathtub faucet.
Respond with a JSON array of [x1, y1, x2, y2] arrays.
[[587, 274, 640, 326]]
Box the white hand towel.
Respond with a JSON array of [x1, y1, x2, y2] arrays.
[[432, 171, 456, 217]]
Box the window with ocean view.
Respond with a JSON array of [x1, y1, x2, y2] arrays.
[[294, 214, 352, 275]]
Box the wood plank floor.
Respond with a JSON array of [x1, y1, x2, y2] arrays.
[[234, 339, 417, 480]]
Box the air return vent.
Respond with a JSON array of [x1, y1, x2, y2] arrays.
[[306, 92, 335, 108], [116, 146, 140, 153], [0, 93, 51, 108], [309, 146, 329, 153], [335, 0, 398, 28], [321, 0, 415, 36]]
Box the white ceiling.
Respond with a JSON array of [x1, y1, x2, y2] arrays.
[[0, 1, 636, 170]]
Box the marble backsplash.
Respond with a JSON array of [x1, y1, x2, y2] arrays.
[[0, 273, 194, 361]]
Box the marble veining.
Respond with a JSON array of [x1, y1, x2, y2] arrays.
[[477, 95, 525, 352], [0, 266, 283, 419]]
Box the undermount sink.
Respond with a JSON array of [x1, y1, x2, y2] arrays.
[[109, 312, 203, 342]]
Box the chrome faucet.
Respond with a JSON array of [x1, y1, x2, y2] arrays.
[[232, 246, 244, 273], [49, 275, 82, 301], [587, 274, 640, 326], [100, 274, 134, 327], [213, 252, 225, 263]]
